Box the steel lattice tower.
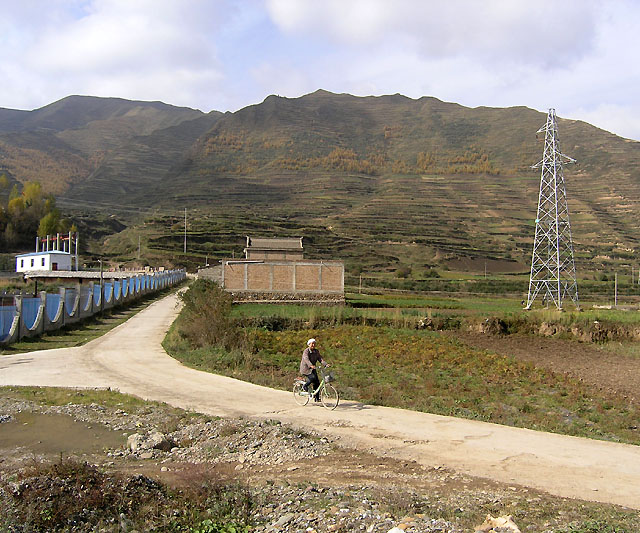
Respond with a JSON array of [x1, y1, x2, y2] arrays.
[[525, 109, 579, 310]]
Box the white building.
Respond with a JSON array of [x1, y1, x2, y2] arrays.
[[16, 251, 73, 272], [15, 232, 79, 273]]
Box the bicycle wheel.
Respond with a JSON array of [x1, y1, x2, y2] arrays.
[[320, 384, 339, 410], [293, 381, 310, 406]]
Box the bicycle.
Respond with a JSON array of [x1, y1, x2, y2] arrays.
[[293, 366, 339, 410]]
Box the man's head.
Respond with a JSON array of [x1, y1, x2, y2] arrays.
[[307, 338, 316, 348]]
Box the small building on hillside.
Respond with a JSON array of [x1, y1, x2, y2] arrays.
[[16, 232, 79, 273], [216, 235, 344, 304], [244, 236, 304, 260]]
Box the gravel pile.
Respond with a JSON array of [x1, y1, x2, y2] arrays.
[[250, 485, 465, 532]]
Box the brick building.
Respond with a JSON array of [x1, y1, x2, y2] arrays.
[[219, 236, 344, 303]]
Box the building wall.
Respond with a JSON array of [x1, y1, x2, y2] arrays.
[[222, 260, 343, 293], [246, 250, 304, 261], [16, 253, 72, 273]]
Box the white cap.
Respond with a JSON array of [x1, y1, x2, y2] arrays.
[[307, 338, 316, 346]]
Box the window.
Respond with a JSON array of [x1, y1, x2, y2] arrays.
[[20, 259, 24, 268], [42, 257, 46, 266], [31, 258, 34, 267]]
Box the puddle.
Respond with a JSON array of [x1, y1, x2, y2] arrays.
[[0, 412, 125, 455]]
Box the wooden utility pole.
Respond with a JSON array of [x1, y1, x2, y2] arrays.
[[184, 208, 187, 254]]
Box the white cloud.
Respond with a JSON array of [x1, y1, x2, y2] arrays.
[[266, 0, 598, 68], [1, 0, 640, 140], [567, 104, 640, 140], [0, 0, 234, 110]]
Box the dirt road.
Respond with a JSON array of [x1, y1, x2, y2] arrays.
[[1, 293, 639, 511]]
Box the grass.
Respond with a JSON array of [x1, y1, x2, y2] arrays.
[[1, 385, 162, 410], [166, 321, 640, 445], [230, 292, 640, 344], [163, 283, 640, 446]]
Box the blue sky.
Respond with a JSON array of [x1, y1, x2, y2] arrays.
[[3, 0, 640, 140]]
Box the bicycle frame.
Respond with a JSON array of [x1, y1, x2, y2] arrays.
[[306, 368, 328, 397], [293, 366, 339, 410]]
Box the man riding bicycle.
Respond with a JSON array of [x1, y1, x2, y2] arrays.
[[300, 338, 329, 402]]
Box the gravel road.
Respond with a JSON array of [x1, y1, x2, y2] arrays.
[[1, 292, 639, 511]]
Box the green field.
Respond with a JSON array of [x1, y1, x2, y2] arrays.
[[164, 282, 640, 446]]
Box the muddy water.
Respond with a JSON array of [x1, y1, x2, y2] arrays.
[[0, 412, 125, 455]]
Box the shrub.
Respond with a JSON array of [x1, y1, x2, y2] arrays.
[[177, 279, 249, 351], [0, 458, 254, 532], [395, 265, 412, 279]]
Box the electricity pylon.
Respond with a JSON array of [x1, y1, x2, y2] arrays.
[[525, 108, 579, 310]]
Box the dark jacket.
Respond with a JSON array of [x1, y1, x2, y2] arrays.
[[300, 347, 323, 375]]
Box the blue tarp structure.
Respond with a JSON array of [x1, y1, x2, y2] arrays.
[[46, 294, 61, 322], [65, 289, 77, 312], [1, 270, 184, 346], [22, 297, 41, 330], [104, 282, 113, 302], [0, 305, 16, 341], [80, 288, 92, 312]]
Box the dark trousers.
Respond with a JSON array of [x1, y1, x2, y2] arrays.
[[304, 369, 320, 400]]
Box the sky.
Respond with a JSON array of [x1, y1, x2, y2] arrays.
[[2, 0, 640, 140]]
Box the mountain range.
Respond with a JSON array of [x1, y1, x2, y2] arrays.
[[1, 90, 640, 277]]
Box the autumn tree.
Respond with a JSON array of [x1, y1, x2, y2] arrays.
[[0, 181, 70, 250]]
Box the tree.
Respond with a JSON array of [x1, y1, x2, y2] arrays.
[[7, 196, 25, 216], [8, 184, 20, 201], [22, 182, 43, 206], [1, 180, 72, 249], [38, 210, 61, 237]]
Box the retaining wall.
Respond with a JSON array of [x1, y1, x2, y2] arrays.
[[0, 270, 186, 346]]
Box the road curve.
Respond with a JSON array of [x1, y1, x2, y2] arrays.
[[1, 293, 639, 510]]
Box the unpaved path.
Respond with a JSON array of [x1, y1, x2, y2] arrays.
[[1, 293, 640, 511]]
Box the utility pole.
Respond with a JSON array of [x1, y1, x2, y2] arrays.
[[615, 272, 618, 307], [525, 109, 579, 310], [184, 208, 187, 254], [138, 235, 141, 260]]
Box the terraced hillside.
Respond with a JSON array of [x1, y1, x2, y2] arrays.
[[150, 93, 640, 276], [0, 96, 221, 196], [2, 91, 640, 277]]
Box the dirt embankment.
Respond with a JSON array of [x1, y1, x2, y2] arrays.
[[2, 395, 638, 532]]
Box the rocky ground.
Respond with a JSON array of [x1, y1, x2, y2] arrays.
[[1, 392, 638, 532]]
